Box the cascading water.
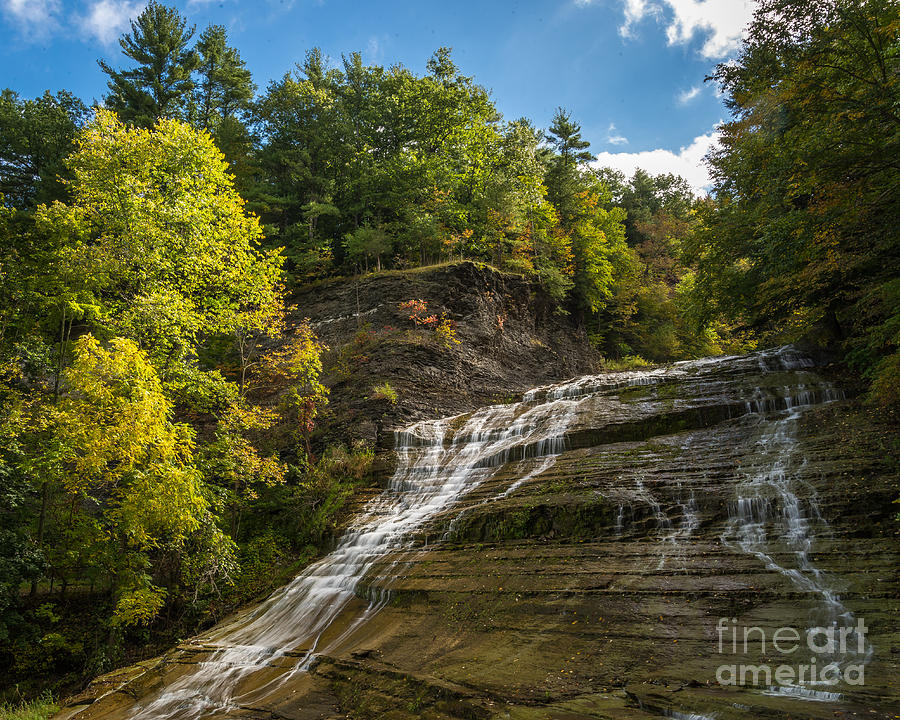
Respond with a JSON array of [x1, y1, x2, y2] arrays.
[[127, 372, 605, 718], [88, 346, 874, 719], [722, 350, 872, 700]]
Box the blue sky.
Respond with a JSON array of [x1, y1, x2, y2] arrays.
[[0, 0, 757, 192]]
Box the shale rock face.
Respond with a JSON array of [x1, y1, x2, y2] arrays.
[[55, 349, 900, 720], [290, 262, 600, 445]]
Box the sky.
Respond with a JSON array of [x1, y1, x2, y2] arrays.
[[0, 0, 758, 194]]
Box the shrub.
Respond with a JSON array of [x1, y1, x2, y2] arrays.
[[434, 314, 460, 349], [399, 299, 460, 349], [603, 355, 651, 371], [371, 382, 398, 404], [0, 692, 58, 720]]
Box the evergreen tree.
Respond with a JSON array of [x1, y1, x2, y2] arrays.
[[545, 107, 593, 169], [544, 108, 594, 226], [194, 24, 255, 132], [98, 1, 198, 127], [0, 89, 87, 209]]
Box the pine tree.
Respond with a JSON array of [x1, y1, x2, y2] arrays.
[[194, 24, 255, 132], [98, 1, 198, 127], [546, 107, 593, 169]]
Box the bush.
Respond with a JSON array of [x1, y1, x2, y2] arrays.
[[370, 382, 398, 404], [603, 355, 651, 371], [433, 314, 461, 349]]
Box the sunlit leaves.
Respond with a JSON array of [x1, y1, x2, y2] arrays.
[[53, 335, 226, 625], [37, 109, 283, 372]]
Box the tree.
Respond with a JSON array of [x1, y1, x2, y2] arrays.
[[695, 0, 900, 400], [544, 108, 594, 225], [193, 24, 255, 132], [53, 335, 232, 628], [200, 403, 284, 538], [343, 225, 392, 271], [545, 108, 593, 169], [567, 180, 629, 315], [253, 49, 344, 274], [36, 109, 283, 376], [542, 111, 628, 319], [260, 322, 328, 464], [0, 373, 44, 640], [0, 90, 88, 209], [98, 1, 198, 127]]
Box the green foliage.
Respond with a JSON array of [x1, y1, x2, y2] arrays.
[[0, 378, 44, 644], [37, 109, 283, 375], [53, 335, 232, 627], [193, 24, 255, 132], [284, 443, 374, 545], [693, 0, 900, 400], [240, 441, 374, 549], [111, 587, 167, 628], [98, 1, 199, 127], [200, 402, 285, 536], [252, 49, 586, 303], [261, 321, 329, 461], [0, 90, 88, 209], [545, 107, 593, 168], [603, 355, 651, 371], [0, 692, 58, 720], [343, 226, 392, 272], [371, 382, 398, 404]]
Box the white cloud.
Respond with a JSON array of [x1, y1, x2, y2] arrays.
[[606, 123, 629, 146], [366, 36, 380, 59], [1, 0, 61, 37], [677, 85, 701, 104], [615, 0, 757, 59], [78, 0, 145, 45], [590, 128, 721, 194], [619, 0, 658, 39]]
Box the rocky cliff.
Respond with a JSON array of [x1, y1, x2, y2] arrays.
[[290, 261, 600, 446]]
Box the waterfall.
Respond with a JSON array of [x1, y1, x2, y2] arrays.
[[722, 354, 872, 693], [101, 346, 868, 719], [128, 376, 595, 718]]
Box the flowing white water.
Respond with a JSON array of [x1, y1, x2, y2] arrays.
[[657, 487, 699, 570], [120, 346, 863, 718], [722, 348, 871, 691], [130, 376, 603, 718]]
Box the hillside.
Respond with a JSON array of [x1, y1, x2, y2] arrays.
[[52, 347, 900, 720]]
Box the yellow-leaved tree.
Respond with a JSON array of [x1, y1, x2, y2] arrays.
[[54, 335, 234, 628], [36, 109, 284, 379]]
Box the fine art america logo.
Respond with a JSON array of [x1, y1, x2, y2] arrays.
[[715, 617, 869, 687]]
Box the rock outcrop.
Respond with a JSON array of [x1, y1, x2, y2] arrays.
[[290, 261, 600, 445]]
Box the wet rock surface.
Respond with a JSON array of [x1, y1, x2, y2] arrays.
[[55, 349, 900, 720]]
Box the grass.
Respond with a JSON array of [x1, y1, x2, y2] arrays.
[[0, 694, 59, 720], [293, 259, 524, 295], [602, 354, 652, 371]]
